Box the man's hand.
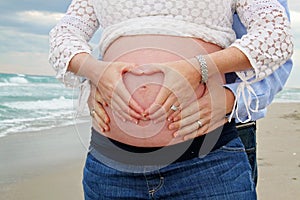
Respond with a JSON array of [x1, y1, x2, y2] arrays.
[[168, 74, 234, 141]]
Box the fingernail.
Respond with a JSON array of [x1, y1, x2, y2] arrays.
[[169, 124, 174, 130], [133, 68, 144, 75], [167, 117, 173, 122], [173, 132, 178, 138], [132, 119, 139, 124], [174, 117, 180, 121], [142, 117, 149, 121]]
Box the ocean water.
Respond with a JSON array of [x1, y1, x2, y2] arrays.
[[0, 73, 85, 137], [274, 87, 300, 103], [0, 73, 300, 138]]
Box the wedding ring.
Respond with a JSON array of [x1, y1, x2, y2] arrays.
[[196, 120, 203, 129], [170, 104, 179, 111], [90, 109, 96, 118]]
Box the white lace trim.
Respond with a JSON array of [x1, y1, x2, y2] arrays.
[[76, 79, 91, 116], [49, 0, 293, 117], [228, 81, 259, 123]]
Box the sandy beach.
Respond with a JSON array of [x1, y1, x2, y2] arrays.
[[0, 122, 91, 200], [256, 103, 300, 199], [0, 102, 299, 200]]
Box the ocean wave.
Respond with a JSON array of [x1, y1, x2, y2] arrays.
[[0, 73, 86, 138], [9, 76, 29, 84], [0, 73, 61, 85], [0, 108, 89, 137], [0, 82, 66, 88], [0, 82, 19, 87], [274, 88, 300, 103], [2, 97, 77, 110], [0, 118, 89, 138]]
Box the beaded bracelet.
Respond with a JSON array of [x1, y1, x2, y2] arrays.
[[195, 55, 208, 84]]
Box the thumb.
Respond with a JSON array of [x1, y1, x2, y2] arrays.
[[133, 64, 163, 75], [121, 64, 137, 74]]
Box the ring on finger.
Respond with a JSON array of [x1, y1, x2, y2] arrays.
[[90, 109, 96, 118], [196, 120, 203, 129], [170, 104, 179, 111]]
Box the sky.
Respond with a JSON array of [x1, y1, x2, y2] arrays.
[[0, 0, 299, 88]]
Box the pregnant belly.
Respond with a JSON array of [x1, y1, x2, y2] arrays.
[[95, 35, 223, 147]]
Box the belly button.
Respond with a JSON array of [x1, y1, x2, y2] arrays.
[[141, 85, 147, 89]]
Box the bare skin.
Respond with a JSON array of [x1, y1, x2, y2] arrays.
[[87, 35, 234, 147]]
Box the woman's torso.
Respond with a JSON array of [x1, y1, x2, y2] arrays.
[[92, 35, 223, 147]]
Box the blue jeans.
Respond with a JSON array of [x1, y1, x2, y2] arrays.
[[82, 137, 256, 199], [237, 123, 257, 185]]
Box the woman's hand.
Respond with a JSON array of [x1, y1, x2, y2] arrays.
[[88, 83, 110, 132], [69, 53, 144, 122], [95, 61, 145, 123], [131, 59, 201, 121], [168, 74, 233, 141]]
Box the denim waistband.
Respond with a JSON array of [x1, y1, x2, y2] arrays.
[[89, 121, 238, 166]]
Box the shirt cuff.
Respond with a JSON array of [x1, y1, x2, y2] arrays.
[[224, 82, 260, 122]]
